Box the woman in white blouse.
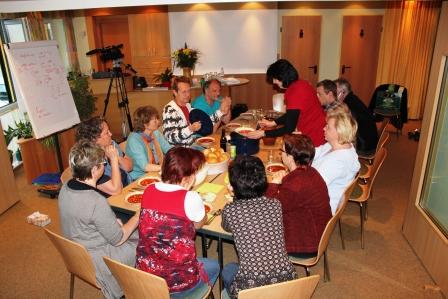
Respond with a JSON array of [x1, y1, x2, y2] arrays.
[[312, 106, 360, 214]]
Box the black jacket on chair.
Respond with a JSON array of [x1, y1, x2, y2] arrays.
[[369, 84, 408, 129], [344, 92, 378, 154]]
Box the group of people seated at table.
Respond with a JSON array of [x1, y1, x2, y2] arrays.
[[58, 58, 367, 298]]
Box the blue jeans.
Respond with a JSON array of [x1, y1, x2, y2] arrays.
[[222, 262, 240, 292], [170, 258, 219, 298]]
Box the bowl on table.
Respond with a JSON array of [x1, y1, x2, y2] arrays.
[[202, 147, 229, 175], [137, 176, 161, 187], [231, 127, 260, 155], [194, 165, 209, 187], [125, 191, 143, 205], [265, 162, 287, 174], [261, 126, 279, 146], [196, 136, 215, 148]]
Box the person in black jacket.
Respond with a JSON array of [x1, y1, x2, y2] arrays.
[[335, 78, 378, 156]]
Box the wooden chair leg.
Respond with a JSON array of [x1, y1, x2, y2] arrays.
[[338, 219, 345, 250], [70, 273, 74, 299], [323, 251, 330, 282], [304, 267, 311, 277], [360, 203, 366, 249]]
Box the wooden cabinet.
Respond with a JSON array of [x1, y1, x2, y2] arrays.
[[17, 127, 77, 184], [0, 122, 19, 214], [128, 13, 171, 83]]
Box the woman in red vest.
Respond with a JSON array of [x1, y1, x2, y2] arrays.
[[136, 146, 219, 298], [247, 59, 326, 147]]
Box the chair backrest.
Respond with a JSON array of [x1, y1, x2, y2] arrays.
[[272, 93, 286, 113], [365, 147, 387, 197], [315, 174, 359, 258], [60, 167, 72, 184], [103, 256, 170, 299], [44, 229, 100, 289], [238, 275, 320, 299], [375, 132, 390, 153]]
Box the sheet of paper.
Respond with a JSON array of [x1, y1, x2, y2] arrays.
[[196, 183, 224, 194]]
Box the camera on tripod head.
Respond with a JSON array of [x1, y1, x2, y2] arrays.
[[86, 44, 124, 66]]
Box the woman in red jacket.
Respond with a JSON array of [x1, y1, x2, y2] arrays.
[[265, 134, 332, 257]]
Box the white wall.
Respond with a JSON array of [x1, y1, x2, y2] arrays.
[[72, 17, 92, 75], [169, 8, 278, 74]]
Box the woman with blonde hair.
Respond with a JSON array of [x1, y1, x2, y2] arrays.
[[312, 106, 360, 214], [126, 105, 172, 181]]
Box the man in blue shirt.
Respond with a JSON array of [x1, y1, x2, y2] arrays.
[[192, 78, 231, 129]]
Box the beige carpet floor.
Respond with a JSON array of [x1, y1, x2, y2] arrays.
[[0, 120, 444, 299]]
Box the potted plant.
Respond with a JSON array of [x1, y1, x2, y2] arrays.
[[153, 68, 174, 88], [68, 70, 97, 121], [3, 119, 33, 164], [172, 43, 200, 79]]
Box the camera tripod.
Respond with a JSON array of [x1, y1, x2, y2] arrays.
[[103, 62, 133, 138]]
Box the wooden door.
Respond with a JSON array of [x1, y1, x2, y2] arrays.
[[94, 15, 132, 71], [281, 16, 321, 87], [340, 15, 383, 105]]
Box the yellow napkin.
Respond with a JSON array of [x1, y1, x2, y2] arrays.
[[196, 183, 224, 194]]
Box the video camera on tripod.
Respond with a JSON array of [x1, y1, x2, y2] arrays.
[[86, 44, 124, 68], [86, 44, 133, 137]]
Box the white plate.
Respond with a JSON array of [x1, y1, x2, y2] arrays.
[[265, 163, 287, 174], [125, 191, 143, 205], [137, 176, 161, 187], [196, 136, 215, 147], [234, 127, 255, 135]]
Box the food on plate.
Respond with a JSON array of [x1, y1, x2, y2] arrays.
[[203, 147, 228, 164], [196, 137, 215, 145], [235, 127, 255, 135], [226, 123, 241, 129], [137, 176, 160, 187], [266, 163, 287, 173], [125, 192, 143, 204], [204, 202, 213, 214]]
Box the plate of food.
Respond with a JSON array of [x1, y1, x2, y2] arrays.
[[137, 176, 161, 187], [203, 202, 213, 214], [234, 127, 254, 135], [125, 191, 143, 205], [265, 163, 287, 174], [225, 122, 241, 130], [196, 136, 215, 148], [239, 113, 254, 120]]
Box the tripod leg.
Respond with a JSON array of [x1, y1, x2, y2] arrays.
[[102, 74, 115, 118]]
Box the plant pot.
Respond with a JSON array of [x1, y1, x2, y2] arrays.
[[161, 81, 171, 89], [182, 67, 192, 80]]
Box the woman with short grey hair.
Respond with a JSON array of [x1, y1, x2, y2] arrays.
[[59, 141, 139, 299]]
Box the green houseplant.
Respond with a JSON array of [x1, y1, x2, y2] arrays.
[[3, 119, 33, 163], [153, 68, 173, 88], [68, 70, 97, 121]]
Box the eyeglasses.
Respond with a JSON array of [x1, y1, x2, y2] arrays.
[[99, 159, 107, 166]]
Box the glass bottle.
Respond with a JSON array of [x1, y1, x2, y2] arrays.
[[220, 129, 227, 152]]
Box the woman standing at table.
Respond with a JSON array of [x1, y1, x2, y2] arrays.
[[266, 134, 331, 258], [221, 155, 297, 299], [125, 105, 172, 181], [59, 141, 139, 299], [136, 147, 219, 298], [247, 59, 326, 146], [312, 107, 360, 214]]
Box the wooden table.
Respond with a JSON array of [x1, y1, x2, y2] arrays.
[[108, 123, 283, 291]]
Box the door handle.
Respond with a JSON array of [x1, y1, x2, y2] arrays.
[[308, 65, 317, 74], [341, 64, 352, 74]]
